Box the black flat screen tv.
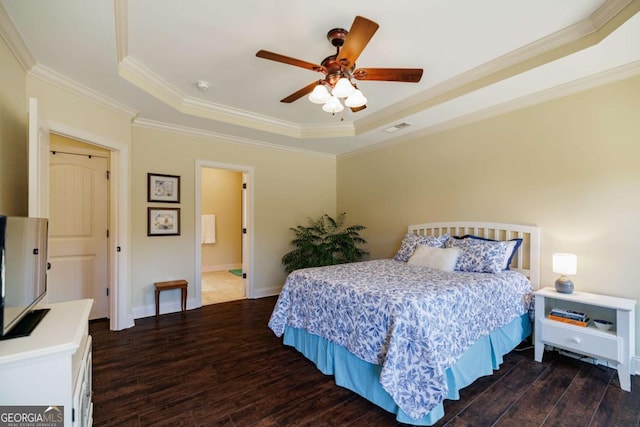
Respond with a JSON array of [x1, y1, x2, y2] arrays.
[[0, 215, 50, 340]]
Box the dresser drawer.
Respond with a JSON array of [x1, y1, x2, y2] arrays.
[[540, 320, 621, 362]]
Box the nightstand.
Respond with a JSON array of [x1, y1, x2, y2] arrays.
[[534, 287, 636, 391]]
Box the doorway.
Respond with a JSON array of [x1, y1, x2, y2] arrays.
[[194, 160, 253, 308], [200, 167, 244, 305], [28, 97, 133, 330], [48, 134, 110, 319]]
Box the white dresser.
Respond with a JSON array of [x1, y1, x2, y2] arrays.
[[0, 299, 93, 426]]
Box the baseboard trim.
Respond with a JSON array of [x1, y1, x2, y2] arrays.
[[132, 288, 279, 319], [132, 299, 187, 320], [202, 263, 242, 273], [249, 286, 282, 299]]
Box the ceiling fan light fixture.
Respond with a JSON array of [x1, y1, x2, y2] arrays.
[[344, 89, 367, 108], [322, 96, 344, 113], [256, 16, 423, 116], [308, 84, 331, 104], [332, 77, 355, 98]]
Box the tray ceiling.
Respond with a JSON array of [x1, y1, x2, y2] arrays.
[[1, 0, 639, 156]]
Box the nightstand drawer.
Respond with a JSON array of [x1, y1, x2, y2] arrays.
[[541, 320, 621, 362]]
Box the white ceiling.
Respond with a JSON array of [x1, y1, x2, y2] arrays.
[[1, 0, 639, 157]]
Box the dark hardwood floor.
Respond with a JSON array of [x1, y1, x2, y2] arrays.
[[90, 296, 640, 427]]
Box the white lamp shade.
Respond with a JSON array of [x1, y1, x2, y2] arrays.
[[308, 84, 331, 104], [552, 253, 577, 275], [322, 96, 344, 113], [332, 77, 355, 98], [344, 89, 367, 108]]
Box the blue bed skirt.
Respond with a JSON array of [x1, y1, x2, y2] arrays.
[[283, 314, 531, 425]]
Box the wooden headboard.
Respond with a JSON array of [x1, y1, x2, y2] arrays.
[[408, 221, 541, 288]]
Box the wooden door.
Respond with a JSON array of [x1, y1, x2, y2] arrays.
[[48, 150, 109, 319]]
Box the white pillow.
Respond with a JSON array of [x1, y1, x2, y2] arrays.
[[407, 245, 460, 272]]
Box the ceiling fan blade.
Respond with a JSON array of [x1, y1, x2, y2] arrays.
[[350, 105, 367, 113], [256, 50, 326, 74], [353, 68, 423, 82], [338, 16, 379, 68], [280, 81, 319, 103]]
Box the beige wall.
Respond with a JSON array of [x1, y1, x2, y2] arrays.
[[6, 64, 336, 319], [26, 76, 133, 146], [24, 73, 134, 327], [338, 74, 640, 354], [0, 36, 28, 215], [5, 30, 638, 357], [50, 132, 110, 155], [131, 126, 336, 310], [201, 168, 242, 270]]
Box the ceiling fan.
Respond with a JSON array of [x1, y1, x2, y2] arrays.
[[256, 16, 423, 113]]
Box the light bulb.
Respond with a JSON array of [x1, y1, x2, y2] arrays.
[[344, 89, 367, 108], [332, 78, 355, 98], [308, 84, 331, 104], [322, 96, 344, 113]]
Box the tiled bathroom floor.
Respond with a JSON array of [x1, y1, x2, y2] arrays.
[[201, 270, 245, 305]]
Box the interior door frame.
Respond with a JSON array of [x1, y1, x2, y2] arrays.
[[194, 160, 254, 307], [28, 99, 133, 330]]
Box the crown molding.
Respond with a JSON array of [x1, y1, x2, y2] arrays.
[[117, 56, 183, 110], [29, 64, 138, 119], [27, 58, 338, 159], [115, 0, 638, 143], [1, 2, 135, 120], [0, 3, 35, 71], [132, 117, 336, 160], [113, 0, 128, 62], [590, 0, 633, 28], [5, 0, 636, 158], [181, 96, 355, 138], [113, 0, 357, 140], [339, 60, 640, 160], [354, 0, 640, 136], [119, 54, 356, 139], [181, 95, 301, 136]]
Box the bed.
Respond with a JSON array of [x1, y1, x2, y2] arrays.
[[269, 221, 540, 425]]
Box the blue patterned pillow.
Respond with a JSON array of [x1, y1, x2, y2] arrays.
[[394, 233, 450, 262], [446, 237, 509, 273], [454, 235, 523, 270]]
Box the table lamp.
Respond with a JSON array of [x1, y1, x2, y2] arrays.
[[552, 253, 577, 294]]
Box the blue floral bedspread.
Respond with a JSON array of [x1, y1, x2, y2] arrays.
[[268, 259, 533, 420]]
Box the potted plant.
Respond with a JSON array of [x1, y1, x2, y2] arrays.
[[282, 213, 368, 273]]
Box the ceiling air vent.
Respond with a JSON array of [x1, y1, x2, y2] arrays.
[[383, 122, 411, 133]]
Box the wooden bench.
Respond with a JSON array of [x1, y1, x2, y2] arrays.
[[154, 279, 188, 318]]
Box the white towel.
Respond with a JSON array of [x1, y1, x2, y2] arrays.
[[201, 214, 216, 244]]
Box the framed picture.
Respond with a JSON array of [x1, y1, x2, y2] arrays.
[[148, 173, 180, 203], [148, 207, 180, 236]]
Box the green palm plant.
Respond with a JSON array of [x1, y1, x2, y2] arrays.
[[282, 213, 368, 273]]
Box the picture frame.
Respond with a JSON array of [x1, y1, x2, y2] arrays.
[[148, 207, 180, 236], [148, 173, 180, 203]]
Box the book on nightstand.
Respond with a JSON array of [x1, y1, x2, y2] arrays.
[[550, 307, 587, 322], [547, 313, 589, 327]]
